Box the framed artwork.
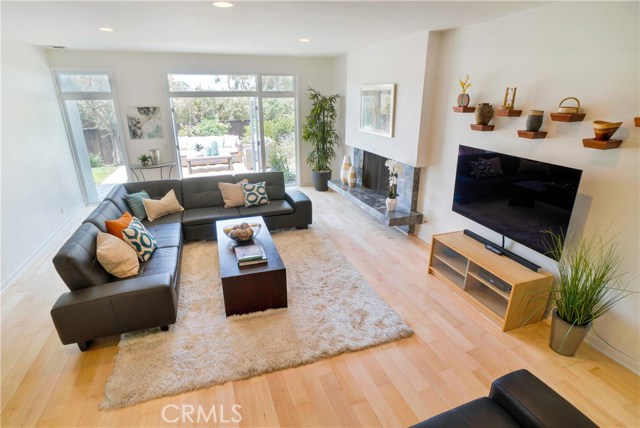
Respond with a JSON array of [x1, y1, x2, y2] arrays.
[[359, 84, 396, 137], [127, 106, 163, 139]]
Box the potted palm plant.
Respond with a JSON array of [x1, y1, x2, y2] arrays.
[[545, 231, 632, 356], [303, 88, 340, 191]]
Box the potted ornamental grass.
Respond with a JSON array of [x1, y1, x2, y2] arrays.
[[545, 230, 633, 356], [303, 88, 340, 191]]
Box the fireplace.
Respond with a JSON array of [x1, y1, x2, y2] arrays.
[[362, 151, 390, 195]]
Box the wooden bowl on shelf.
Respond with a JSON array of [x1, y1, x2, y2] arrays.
[[592, 120, 622, 141]]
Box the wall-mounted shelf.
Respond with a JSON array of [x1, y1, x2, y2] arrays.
[[582, 139, 622, 150], [470, 124, 495, 131], [453, 106, 476, 113], [634, 117, 640, 127], [517, 130, 547, 139], [428, 231, 553, 331], [495, 109, 522, 117], [550, 112, 586, 122]]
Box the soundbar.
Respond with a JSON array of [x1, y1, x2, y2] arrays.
[[463, 229, 541, 272]]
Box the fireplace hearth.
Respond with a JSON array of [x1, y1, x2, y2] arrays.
[[328, 148, 424, 234]]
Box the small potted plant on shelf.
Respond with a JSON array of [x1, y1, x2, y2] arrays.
[[303, 88, 340, 191], [545, 230, 633, 357], [457, 74, 472, 107], [385, 159, 402, 212], [138, 154, 152, 166]]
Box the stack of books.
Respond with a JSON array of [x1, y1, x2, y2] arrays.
[[234, 244, 267, 267]]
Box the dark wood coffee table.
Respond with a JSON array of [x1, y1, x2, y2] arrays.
[[216, 216, 287, 316]]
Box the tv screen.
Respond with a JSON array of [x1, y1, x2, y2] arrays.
[[452, 145, 582, 258]]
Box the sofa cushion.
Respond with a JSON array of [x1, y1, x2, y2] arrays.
[[233, 172, 285, 200], [122, 218, 157, 262], [124, 191, 150, 220], [105, 184, 132, 214], [182, 206, 241, 227], [96, 232, 139, 278], [105, 211, 133, 240], [143, 189, 184, 221], [242, 181, 270, 207], [138, 247, 180, 279], [52, 223, 111, 291], [84, 200, 124, 232], [411, 398, 519, 428], [219, 179, 248, 208], [142, 222, 182, 249], [238, 199, 293, 217], [182, 175, 234, 209]]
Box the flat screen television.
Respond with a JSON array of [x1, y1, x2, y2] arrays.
[[452, 145, 583, 259]]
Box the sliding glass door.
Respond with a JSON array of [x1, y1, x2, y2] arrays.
[[54, 71, 127, 203], [168, 74, 297, 184]]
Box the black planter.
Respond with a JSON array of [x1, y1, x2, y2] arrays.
[[311, 170, 332, 191]]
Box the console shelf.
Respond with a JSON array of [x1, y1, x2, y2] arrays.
[[428, 231, 554, 331]]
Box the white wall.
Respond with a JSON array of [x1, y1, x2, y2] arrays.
[[45, 50, 335, 186], [416, 2, 639, 372], [1, 37, 84, 287], [345, 32, 434, 168]]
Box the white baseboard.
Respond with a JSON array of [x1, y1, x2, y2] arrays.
[[1, 204, 86, 293], [584, 333, 640, 375]]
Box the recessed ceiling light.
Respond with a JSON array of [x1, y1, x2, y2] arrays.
[[99, 27, 115, 32], [212, 1, 233, 7], [299, 38, 310, 43]]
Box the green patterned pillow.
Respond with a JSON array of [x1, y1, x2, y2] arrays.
[[122, 217, 157, 261], [242, 182, 270, 208], [124, 191, 150, 220]]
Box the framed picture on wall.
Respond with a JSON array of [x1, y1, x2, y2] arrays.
[[359, 83, 396, 137], [126, 106, 163, 139]]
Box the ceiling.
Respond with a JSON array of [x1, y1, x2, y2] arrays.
[[1, 1, 550, 57]]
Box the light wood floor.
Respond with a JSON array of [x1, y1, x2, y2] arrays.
[[2, 188, 638, 428]]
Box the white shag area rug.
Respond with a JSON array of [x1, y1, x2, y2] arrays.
[[101, 228, 413, 409]]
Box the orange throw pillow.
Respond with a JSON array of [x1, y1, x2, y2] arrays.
[[105, 211, 133, 240]]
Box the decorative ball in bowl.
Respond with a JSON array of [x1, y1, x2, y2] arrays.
[[222, 222, 261, 242], [592, 120, 622, 141]]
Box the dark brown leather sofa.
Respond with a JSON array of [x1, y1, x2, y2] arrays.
[[410, 369, 597, 428], [51, 172, 311, 351]]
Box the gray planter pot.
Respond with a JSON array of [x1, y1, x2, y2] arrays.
[[311, 170, 331, 191], [549, 309, 592, 357]]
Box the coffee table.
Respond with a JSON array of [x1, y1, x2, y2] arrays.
[[215, 216, 287, 316]]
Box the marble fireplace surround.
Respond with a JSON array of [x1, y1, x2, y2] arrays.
[[328, 148, 424, 234]]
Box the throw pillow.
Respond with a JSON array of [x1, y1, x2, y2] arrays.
[[142, 189, 184, 222], [96, 232, 140, 278], [105, 211, 133, 240], [210, 141, 219, 156], [218, 179, 248, 208], [483, 157, 504, 175], [470, 160, 497, 179], [242, 181, 270, 207], [122, 217, 157, 262], [124, 190, 150, 221]]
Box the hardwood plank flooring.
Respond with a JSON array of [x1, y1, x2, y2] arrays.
[[1, 189, 638, 427]]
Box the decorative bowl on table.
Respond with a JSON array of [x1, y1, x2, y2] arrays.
[[592, 120, 622, 141], [222, 222, 261, 242]]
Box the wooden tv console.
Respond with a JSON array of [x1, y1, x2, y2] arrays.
[[428, 231, 554, 331]]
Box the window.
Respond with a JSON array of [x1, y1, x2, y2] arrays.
[[168, 73, 297, 184], [54, 71, 127, 204]]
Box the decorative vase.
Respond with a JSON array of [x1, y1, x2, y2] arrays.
[[149, 149, 160, 165], [385, 197, 397, 212], [526, 110, 544, 132], [475, 103, 494, 126], [592, 120, 622, 141], [457, 93, 470, 107], [549, 309, 592, 357], [340, 155, 352, 185], [348, 166, 357, 188]]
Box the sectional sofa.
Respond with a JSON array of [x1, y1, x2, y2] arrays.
[[51, 171, 312, 351]]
